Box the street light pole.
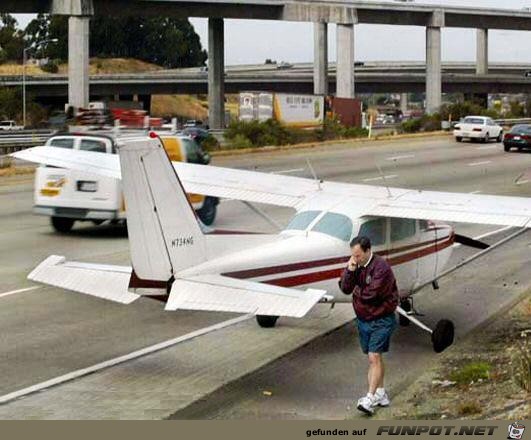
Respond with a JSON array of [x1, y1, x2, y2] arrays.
[[22, 47, 28, 128]]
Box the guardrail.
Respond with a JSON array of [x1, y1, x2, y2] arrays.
[[0, 130, 54, 156]]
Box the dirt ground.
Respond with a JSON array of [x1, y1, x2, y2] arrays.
[[374, 291, 531, 420]]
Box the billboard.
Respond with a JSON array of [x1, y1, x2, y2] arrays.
[[239, 92, 324, 128]]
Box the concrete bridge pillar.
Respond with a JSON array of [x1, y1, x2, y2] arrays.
[[68, 15, 90, 110], [426, 27, 442, 114], [313, 22, 328, 96], [476, 28, 488, 75], [400, 93, 408, 114], [336, 23, 355, 98], [208, 18, 225, 129]]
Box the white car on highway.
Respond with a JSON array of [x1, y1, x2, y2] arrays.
[[453, 116, 503, 143], [0, 120, 24, 131]]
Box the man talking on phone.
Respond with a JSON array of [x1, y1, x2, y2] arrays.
[[339, 235, 399, 415]]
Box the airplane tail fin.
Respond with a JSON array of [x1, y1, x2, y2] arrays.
[[119, 136, 206, 292]]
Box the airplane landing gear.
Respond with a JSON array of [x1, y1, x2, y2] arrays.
[[397, 305, 455, 353], [256, 315, 279, 328], [399, 298, 412, 326], [431, 319, 455, 353]]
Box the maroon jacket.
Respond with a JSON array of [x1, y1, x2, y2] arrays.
[[339, 254, 399, 321]]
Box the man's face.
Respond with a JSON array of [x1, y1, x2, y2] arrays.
[[351, 244, 370, 266]]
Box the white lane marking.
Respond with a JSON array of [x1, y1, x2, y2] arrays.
[[516, 179, 530, 186], [468, 161, 492, 167], [0, 286, 41, 299], [0, 314, 253, 405], [362, 174, 398, 182], [476, 145, 498, 150], [269, 168, 305, 175], [385, 154, 415, 161], [469, 190, 482, 194]]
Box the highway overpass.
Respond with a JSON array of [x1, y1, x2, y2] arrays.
[[2, 0, 531, 126], [2, 63, 530, 98]]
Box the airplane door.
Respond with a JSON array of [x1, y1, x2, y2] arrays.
[[389, 217, 419, 292]]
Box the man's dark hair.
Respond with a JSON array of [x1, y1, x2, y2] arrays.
[[350, 235, 371, 251]]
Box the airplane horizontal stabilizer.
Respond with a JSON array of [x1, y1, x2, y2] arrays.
[[29, 255, 139, 304], [165, 274, 326, 318]]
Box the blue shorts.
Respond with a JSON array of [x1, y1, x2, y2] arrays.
[[356, 314, 396, 354]]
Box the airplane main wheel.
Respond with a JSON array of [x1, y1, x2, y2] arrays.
[[256, 315, 279, 328], [399, 299, 412, 326], [431, 319, 455, 353]]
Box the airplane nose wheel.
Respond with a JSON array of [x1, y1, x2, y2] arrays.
[[431, 319, 455, 353]]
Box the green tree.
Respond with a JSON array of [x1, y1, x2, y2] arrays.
[[24, 15, 207, 68], [0, 14, 24, 63]]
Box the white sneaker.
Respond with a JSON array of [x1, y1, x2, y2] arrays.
[[374, 388, 390, 407], [356, 393, 376, 415]]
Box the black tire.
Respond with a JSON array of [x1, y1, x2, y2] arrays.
[[256, 315, 279, 328], [496, 132, 503, 143], [504, 144, 511, 152], [431, 319, 455, 353], [455, 137, 462, 143], [399, 299, 412, 327], [196, 196, 218, 226], [51, 216, 75, 233], [481, 133, 489, 143]]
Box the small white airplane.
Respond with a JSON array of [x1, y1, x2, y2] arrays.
[[12, 134, 531, 353]]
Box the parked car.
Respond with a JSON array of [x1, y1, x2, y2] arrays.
[[453, 116, 503, 143], [524, 70, 531, 78], [181, 127, 211, 146], [0, 120, 24, 131], [503, 124, 531, 152], [35, 132, 217, 232], [183, 119, 203, 128]]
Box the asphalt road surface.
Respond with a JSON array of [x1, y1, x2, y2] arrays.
[[0, 134, 530, 419]]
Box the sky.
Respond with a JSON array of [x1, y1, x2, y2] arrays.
[[14, 0, 531, 65]]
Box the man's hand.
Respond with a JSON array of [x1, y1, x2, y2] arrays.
[[347, 256, 358, 272]]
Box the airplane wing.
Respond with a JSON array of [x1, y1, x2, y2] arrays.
[[28, 256, 326, 317], [165, 274, 326, 318], [12, 146, 319, 208], [12, 145, 531, 227], [29, 255, 139, 304]]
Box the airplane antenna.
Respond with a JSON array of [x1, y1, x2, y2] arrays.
[[376, 163, 392, 198], [306, 158, 322, 191]]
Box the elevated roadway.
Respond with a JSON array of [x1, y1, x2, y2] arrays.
[[1, 62, 530, 97]]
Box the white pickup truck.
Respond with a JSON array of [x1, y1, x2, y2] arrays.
[[0, 120, 24, 131], [35, 132, 218, 232]]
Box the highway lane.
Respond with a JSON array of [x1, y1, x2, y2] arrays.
[[0, 134, 530, 404]]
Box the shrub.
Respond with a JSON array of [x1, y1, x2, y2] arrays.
[[41, 60, 59, 74], [225, 118, 368, 149], [449, 361, 491, 385], [201, 134, 220, 150]]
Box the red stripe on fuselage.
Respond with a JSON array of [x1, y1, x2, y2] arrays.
[[223, 234, 451, 280], [253, 235, 455, 287]]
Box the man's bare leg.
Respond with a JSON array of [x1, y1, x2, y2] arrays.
[[368, 353, 384, 395]]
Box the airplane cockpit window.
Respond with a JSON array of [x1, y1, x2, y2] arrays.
[[285, 211, 321, 231], [359, 218, 386, 246], [391, 218, 416, 241], [312, 212, 353, 242]]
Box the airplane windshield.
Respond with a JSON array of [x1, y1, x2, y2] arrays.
[[285, 211, 321, 230], [312, 212, 353, 242]]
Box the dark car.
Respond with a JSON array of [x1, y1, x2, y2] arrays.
[[181, 127, 211, 146], [503, 124, 531, 152]]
